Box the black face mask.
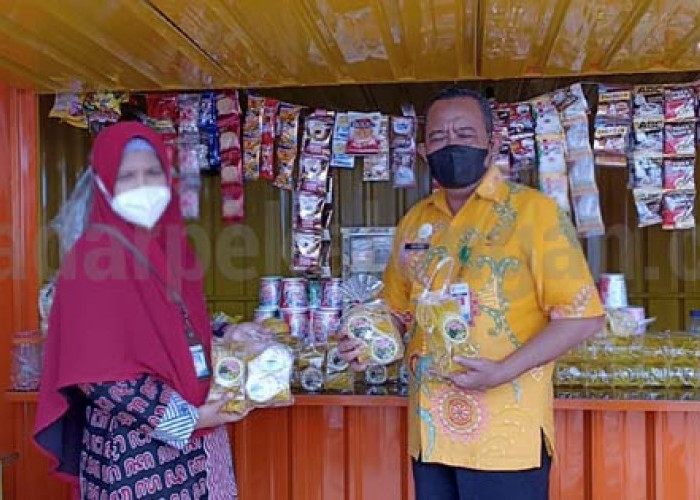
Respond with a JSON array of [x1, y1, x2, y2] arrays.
[[427, 144, 489, 189]]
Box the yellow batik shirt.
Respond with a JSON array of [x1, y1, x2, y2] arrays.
[[383, 168, 604, 471]]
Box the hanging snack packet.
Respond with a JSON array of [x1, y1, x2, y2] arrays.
[[532, 96, 563, 135], [563, 116, 591, 153], [633, 119, 664, 153], [510, 135, 536, 171], [83, 92, 125, 135], [552, 83, 589, 120], [50, 93, 88, 129], [296, 344, 325, 392], [594, 125, 629, 167], [632, 154, 663, 189], [662, 191, 696, 230], [508, 103, 535, 135], [572, 192, 605, 237], [325, 338, 355, 392], [292, 230, 322, 272], [274, 104, 302, 190], [215, 90, 241, 175], [221, 163, 243, 185], [243, 96, 265, 180], [178, 94, 201, 135], [208, 340, 249, 415], [596, 85, 633, 122], [298, 155, 330, 194], [303, 110, 335, 157], [222, 183, 245, 223], [537, 137, 567, 174], [568, 151, 597, 195], [260, 98, 279, 181], [245, 343, 294, 408], [633, 188, 663, 227], [339, 275, 404, 367], [199, 91, 217, 129], [633, 86, 664, 119], [294, 190, 325, 231], [346, 112, 382, 155], [663, 158, 695, 190], [363, 154, 391, 182], [391, 116, 417, 151], [664, 86, 696, 122], [392, 152, 417, 188], [540, 173, 571, 213], [146, 93, 178, 134], [664, 122, 695, 156], [179, 176, 201, 220], [331, 112, 355, 169]]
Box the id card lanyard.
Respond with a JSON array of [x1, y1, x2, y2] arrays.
[[90, 224, 211, 379]]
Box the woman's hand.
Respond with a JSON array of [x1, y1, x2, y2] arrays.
[[222, 322, 273, 344], [337, 336, 367, 371], [195, 395, 246, 430]]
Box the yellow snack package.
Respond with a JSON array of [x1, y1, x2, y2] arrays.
[[208, 341, 248, 415], [297, 343, 326, 393], [325, 339, 355, 392], [339, 275, 404, 367]]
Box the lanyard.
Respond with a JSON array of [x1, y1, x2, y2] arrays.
[[90, 224, 202, 347]]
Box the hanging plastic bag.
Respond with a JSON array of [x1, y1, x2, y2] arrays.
[[50, 167, 95, 257], [414, 256, 477, 376], [339, 275, 404, 367]]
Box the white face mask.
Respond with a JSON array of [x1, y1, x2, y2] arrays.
[[95, 176, 171, 229], [111, 185, 171, 229]]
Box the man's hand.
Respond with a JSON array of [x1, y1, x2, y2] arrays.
[[195, 395, 247, 429], [446, 356, 511, 392], [337, 336, 368, 371], [222, 322, 273, 344]]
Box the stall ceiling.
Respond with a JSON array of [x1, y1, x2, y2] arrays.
[[2, 0, 700, 92]]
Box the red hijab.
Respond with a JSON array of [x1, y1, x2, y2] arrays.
[[34, 122, 212, 482]]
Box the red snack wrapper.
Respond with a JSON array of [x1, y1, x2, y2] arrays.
[[260, 98, 279, 181], [664, 86, 696, 122], [662, 190, 695, 230], [664, 122, 695, 156], [222, 183, 245, 223], [178, 94, 201, 135], [663, 158, 695, 190], [347, 112, 382, 155], [146, 94, 178, 134]]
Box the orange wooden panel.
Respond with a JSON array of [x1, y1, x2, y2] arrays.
[[232, 408, 292, 500], [653, 412, 700, 499], [0, 85, 39, 500], [11, 403, 73, 500], [549, 409, 587, 500], [290, 406, 345, 500], [590, 411, 649, 499], [346, 406, 407, 500]]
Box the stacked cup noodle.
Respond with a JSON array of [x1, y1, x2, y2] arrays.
[[311, 278, 343, 345]]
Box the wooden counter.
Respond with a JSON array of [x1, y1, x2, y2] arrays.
[[6, 391, 700, 500]]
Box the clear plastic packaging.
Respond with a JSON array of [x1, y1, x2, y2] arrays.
[[51, 167, 95, 257]]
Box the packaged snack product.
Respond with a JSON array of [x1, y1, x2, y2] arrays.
[[50, 93, 88, 129], [392, 152, 417, 188], [664, 122, 695, 156], [178, 93, 201, 135], [221, 183, 245, 223], [552, 83, 589, 120], [633, 188, 663, 227], [347, 112, 382, 155], [294, 190, 325, 231], [297, 344, 325, 392], [510, 134, 536, 171], [567, 151, 597, 195], [303, 110, 335, 157], [540, 173, 571, 213], [325, 338, 355, 392], [146, 93, 178, 134], [298, 155, 330, 194], [662, 190, 696, 230], [633, 119, 664, 153], [563, 116, 591, 153], [508, 103, 535, 135], [363, 154, 391, 181], [531, 96, 563, 135], [663, 158, 695, 190], [572, 192, 605, 237], [260, 98, 279, 181], [292, 230, 322, 272], [664, 86, 696, 122], [632, 154, 663, 189], [633, 86, 664, 119], [208, 341, 248, 415], [243, 95, 265, 180], [274, 104, 303, 189], [246, 344, 294, 408], [594, 125, 630, 167], [339, 275, 404, 367], [537, 137, 567, 174], [331, 113, 355, 169]]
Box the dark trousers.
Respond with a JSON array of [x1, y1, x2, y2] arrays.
[[412, 445, 551, 500]]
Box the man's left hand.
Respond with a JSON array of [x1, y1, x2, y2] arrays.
[[446, 356, 511, 392]]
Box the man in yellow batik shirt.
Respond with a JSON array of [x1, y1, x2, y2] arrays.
[[339, 88, 604, 500]]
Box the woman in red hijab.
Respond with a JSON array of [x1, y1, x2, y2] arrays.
[[35, 122, 268, 499]]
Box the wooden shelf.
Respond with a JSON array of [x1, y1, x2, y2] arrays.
[[8, 390, 700, 412]]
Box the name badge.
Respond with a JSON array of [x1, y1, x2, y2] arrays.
[[404, 242, 430, 251], [190, 344, 211, 379], [449, 283, 472, 322]]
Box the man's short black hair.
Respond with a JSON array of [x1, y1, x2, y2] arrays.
[[426, 87, 493, 138]]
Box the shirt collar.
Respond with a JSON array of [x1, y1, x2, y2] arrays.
[[428, 167, 509, 215]]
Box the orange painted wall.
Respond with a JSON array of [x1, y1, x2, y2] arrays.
[[0, 86, 39, 500]]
